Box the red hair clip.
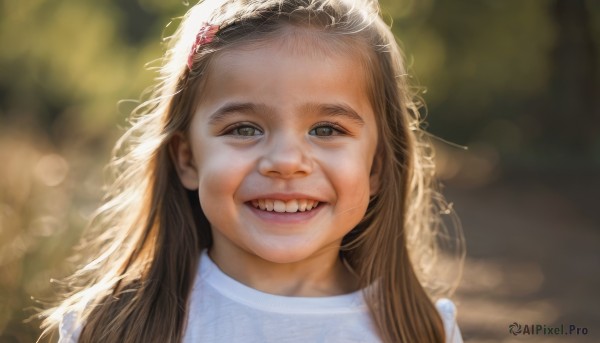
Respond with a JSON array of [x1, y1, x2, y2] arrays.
[[187, 23, 220, 70]]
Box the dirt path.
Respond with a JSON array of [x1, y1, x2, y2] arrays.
[[446, 173, 599, 342]]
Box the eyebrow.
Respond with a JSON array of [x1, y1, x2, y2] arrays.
[[304, 102, 365, 126], [207, 101, 365, 126], [207, 102, 269, 125]]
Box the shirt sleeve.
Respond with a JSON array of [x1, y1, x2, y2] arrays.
[[435, 298, 463, 343], [58, 311, 82, 343]]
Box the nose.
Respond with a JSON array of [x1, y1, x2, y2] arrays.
[[258, 132, 313, 178]]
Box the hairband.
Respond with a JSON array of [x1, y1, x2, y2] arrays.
[[187, 23, 220, 70]]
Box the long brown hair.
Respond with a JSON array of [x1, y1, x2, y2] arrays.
[[40, 0, 464, 342]]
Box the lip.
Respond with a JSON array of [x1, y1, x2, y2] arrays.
[[245, 201, 325, 224]]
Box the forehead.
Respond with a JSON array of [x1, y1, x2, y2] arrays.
[[212, 24, 372, 73], [197, 27, 375, 119]]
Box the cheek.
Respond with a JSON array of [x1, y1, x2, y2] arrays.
[[337, 168, 371, 210], [193, 138, 252, 208], [320, 147, 372, 210]]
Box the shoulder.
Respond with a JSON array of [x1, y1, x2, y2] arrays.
[[435, 298, 463, 343], [58, 310, 83, 343]]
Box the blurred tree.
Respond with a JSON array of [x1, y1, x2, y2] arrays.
[[540, 0, 599, 160], [0, 0, 182, 147], [381, 0, 599, 168]]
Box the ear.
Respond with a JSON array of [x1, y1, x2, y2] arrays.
[[369, 151, 382, 197], [170, 132, 200, 190]]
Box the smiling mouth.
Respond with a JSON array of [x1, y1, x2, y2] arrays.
[[249, 199, 321, 213]]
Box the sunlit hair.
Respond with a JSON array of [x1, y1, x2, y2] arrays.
[[40, 0, 464, 342]]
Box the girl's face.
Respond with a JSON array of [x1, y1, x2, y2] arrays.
[[174, 36, 380, 266]]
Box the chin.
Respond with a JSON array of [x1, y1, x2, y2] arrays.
[[249, 242, 323, 265]]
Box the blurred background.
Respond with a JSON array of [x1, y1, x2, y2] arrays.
[[0, 0, 598, 342]]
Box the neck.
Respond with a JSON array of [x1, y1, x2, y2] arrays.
[[208, 243, 359, 297]]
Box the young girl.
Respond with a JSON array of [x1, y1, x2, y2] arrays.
[[42, 0, 464, 342]]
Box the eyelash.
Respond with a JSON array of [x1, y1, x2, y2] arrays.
[[222, 121, 348, 137]]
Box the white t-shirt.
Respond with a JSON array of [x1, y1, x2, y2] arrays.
[[60, 251, 463, 342]]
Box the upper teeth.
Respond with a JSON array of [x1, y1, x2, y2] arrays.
[[251, 199, 320, 213]]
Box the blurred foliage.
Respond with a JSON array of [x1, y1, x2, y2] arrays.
[[380, 0, 599, 169], [0, 0, 598, 341]]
